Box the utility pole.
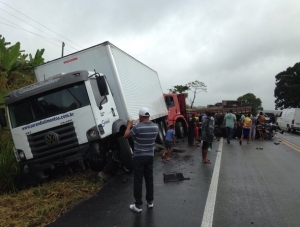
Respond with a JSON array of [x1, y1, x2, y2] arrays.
[[61, 42, 65, 57]]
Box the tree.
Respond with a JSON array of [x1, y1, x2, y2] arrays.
[[186, 80, 207, 109], [274, 62, 300, 109], [0, 35, 45, 89], [237, 93, 263, 115], [0, 36, 21, 75], [168, 85, 189, 98]]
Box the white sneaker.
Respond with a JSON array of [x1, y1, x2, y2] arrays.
[[147, 202, 154, 209], [129, 204, 142, 213]]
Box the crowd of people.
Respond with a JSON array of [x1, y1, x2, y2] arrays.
[[123, 107, 271, 213], [183, 110, 270, 161]]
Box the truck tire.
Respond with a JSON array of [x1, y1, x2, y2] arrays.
[[160, 121, 166, 137], [155, 123, 164, 144], [0, 108, 7, 128], [86, 142, 105, 171], [287, 125, 291, 133], [176, 122, 184, 139], [117, 137, 133, 171]]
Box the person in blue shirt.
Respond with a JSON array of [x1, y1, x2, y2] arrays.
[[162, 124, 176, 161]]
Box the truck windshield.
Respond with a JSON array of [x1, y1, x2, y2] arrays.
[[8, 82, 90, 128]]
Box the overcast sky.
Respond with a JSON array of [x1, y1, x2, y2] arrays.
[[1, 0, 300, 110]]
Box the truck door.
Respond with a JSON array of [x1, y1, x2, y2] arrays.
[[89, 78, 118, 137]]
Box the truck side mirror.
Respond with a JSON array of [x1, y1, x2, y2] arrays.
[[0, 108, 7, 128], [96, 76, 109, 96]]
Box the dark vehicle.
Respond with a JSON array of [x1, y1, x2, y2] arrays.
[[264, 113, 276, 123], [263, 123, 276, 140]]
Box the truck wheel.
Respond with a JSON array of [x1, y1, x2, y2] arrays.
[[0, 108, 7, 128], [86, 142, 105, 171], [176, 122, 184, 139], [160, 121, 166, 137], [287, 125, 291, 133], [155, 123, 164, 144], [117, 137, 133, 171]]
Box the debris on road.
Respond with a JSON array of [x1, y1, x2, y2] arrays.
[[163, 172, 190, 182]]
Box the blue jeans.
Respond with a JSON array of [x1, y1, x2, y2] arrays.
[[133, 156, 154, 207], [226, 127, 234, 140]]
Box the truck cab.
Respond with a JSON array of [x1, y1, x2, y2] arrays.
[[164, 93, 188, 138], [4, 70, 132, 182]]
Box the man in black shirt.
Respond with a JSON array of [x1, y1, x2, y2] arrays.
[[188, 112, 196, 146]]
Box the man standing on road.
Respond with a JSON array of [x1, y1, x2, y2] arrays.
[[250, 114, 257, 140], [124, 107, 159, 213], [188, 112, 196, 146], [257, 112, 266, 140], [223, 110, 237, 144], [239, 113, 252, 145], [201, 111, 214, 163]]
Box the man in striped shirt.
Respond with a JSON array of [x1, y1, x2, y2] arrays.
[[124, 107, 159, 213]]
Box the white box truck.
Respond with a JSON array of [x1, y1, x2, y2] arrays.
[[3, 41, 168, 183]]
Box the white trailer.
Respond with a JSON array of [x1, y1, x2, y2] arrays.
[[4, 42, 168, 183]]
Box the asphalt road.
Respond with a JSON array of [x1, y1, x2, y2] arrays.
[[47, 133, 300, 227]]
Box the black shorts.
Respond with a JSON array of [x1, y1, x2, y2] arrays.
[[202, 141, 210, 150], [165, 140, 173, 148]]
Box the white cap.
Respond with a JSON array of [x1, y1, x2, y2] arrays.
[[139, 107, 150, 117]]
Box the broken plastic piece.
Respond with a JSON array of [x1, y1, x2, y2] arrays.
[[163, 172, 190, 182]]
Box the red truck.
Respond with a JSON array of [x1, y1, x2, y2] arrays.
[[164, 93, 189, 139]]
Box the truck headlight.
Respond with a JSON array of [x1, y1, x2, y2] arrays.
[[89, 129, 98, 137], [18, 150, 26, 160], [13, 147, 26, 162]]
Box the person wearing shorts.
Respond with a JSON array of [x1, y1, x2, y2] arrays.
[[257, 112, 266, 140], [161, 124, 176, 161], [239, 113, 252, 145]]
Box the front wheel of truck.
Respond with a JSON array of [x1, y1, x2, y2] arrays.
[[117, 137, 133, 171], [155, 123, 164, 144], [176, 122, 184, 139]]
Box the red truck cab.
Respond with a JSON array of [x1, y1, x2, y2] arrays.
[[164, 93, 188, 138]]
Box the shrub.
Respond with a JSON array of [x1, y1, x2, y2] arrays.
[[0, 131, 19, 193]]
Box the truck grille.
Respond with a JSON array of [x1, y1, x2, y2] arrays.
[[27, 122, 78, 158]]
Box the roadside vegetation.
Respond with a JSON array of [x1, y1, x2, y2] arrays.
[[0, 35, 103, 227], [0, 172, 102, 227]]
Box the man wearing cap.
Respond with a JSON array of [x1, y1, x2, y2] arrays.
[[124, 107, 159, 213]]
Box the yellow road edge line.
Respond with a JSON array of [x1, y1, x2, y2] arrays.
[[275, 135, 300, 153]]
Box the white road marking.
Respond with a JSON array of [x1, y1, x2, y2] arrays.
[[201, 138, 223, 227]]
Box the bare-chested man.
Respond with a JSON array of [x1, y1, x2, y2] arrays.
[[257, 112, 266, 140]]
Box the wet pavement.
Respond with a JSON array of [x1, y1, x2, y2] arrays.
[[213, 134, 300, 227], [47, 134, 300, 227], [47, 139, 218, 227]]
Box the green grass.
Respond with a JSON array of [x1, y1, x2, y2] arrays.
[[0, 126, 19, 193], [0, 172, 103, 227]]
